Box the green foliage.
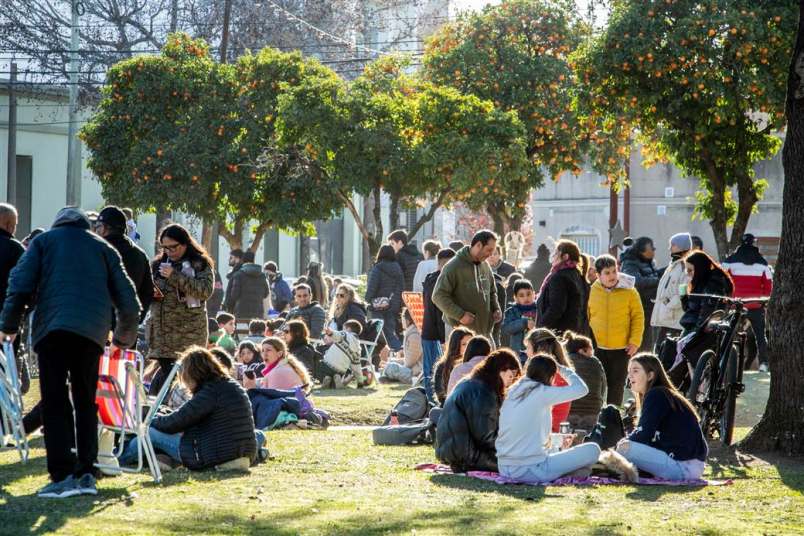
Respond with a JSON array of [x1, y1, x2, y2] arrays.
[[574, 1, 795, 229], [81, 33, 345, 248], [423, 0, 584, 185]]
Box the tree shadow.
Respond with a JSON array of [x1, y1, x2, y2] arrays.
[[427, 472, 557, 502]]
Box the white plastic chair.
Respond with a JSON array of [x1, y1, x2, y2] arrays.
[[0, 340, 28, 463]]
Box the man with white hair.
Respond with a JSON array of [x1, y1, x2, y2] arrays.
[[0, 204, 24, 308]]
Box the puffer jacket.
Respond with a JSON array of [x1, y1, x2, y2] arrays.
[[651, 258, 687, 329], [620, 246, 660, 328], [0, 228, 24, 305], [396, 243, 423, 292], [680, 270, 734, 331], [587, 274, 645, 349], [365, 260, 404, 313], [421, 270, 445, 342], [152, 377, 257, 470], [105, 233, 154, 323], [535, 266, 585, 334], [0, 208, 140, 349], [224, 263, 269, 319], [332, 301, 368, 331], [285, 302, 327, 339], [432, 246, 500, 338], [435, 378, 500, 473], [147, 255, 214, 361]]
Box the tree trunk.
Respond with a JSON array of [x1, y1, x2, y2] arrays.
[[367, 185, 384, 261], [299, 233, 310, 274], [408, 188, 451, 238], [154, 207, 172, 253], [389, 194, 401, 232], [702, 162, 731, 260], [487, 202, 507, 237], [730, 171, 760, 254], [741, 2, 804, 456]]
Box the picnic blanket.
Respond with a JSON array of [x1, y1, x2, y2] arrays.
[[414, 463, 732, 487]]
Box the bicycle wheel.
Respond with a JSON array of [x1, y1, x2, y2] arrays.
[[687, 350, 717, 438], [719, 346, 739, 446]]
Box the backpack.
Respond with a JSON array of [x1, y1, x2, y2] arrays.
[[382, 386, 431, 426], [584, 405, 626, 450], [372, 420, 433, 446]]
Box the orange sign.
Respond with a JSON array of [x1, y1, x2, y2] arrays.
[[402, 292, 425, 332]]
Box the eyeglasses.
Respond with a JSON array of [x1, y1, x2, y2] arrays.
[[336, 293, 347, 298], [161, 243, 182, 252]]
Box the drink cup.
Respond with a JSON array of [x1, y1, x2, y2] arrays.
[[549, 433, 562, 453]]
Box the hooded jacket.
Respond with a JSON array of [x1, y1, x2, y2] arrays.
[[0, 207, 140, 349], [0, 228, 24, 306], [535, 265, 585, 334], [651, 256, 688, 329], [722, 245, 772, 310], [588, 273, 645, 349], [435, 378, 500, 473], [365, 260, 404, 313], [432, 246, 500, 338], [620, 241, 660, 324], [224, 263, 269, 319], [269, 272, 292, 312], [396, 243, 423, 292], [104, 232, 154, 323], [680, 269, 734, 331]]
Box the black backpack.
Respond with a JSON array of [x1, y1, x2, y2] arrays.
[[584, 405, 626, 450], [382, 386, 432, 426], [372, 421, 433, 446]]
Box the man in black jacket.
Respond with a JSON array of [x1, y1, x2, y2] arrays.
[[0, 204, 25, 440], [0, 207, 140, 498], [388, 229, 423, 292], [224, 250, 269, 319], [421, 248, 456, 404], [95, 206, 154, 323]]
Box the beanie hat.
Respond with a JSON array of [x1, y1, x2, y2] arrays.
[[669, 232, 692, 251]]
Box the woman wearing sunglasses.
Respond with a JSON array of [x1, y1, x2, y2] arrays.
[[147, 224, 215, 395]]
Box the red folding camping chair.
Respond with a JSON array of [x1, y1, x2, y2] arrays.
[[94, 347, 178, 483]]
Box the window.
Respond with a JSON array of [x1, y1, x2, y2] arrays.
[[559, 226, 602, 256]]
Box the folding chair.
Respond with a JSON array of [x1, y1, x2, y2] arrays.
[[94, 347, 178, 483], [0, 340, 28, 463], [360, 318, 384, 359]]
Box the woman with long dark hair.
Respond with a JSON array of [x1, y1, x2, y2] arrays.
[[496, 353, 600, 483], [435, 349, 522, 472], [281, 319, 319, 377], [432, 327, 473, 406], [306, 261, 329, 308], [365, 245, 404, 352], [446, 335, 493, 396], [147, 224, 215, 395], [536, 239, 586, 334], [680, 251, 734, 333], [616, 353, 707, 480]]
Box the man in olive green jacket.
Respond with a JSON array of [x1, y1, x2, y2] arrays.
[[432, 230, 502, 340]]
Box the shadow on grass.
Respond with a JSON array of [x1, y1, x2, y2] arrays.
[[313, 383, 409, 398], [427, 473, 558, 502]]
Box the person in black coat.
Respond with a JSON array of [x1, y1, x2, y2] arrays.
[[535, 240, 585, 335], [281, 319, 321, 377], [388, 229, 422, 292], [95, 206, 154, 324], [620, 237, 660, 351], [435, 350, 521, 473], [680, 251, 734, 333], [224, 250, 269, 320], [119, 347, 259, 470], [329, 283, 368, 331], [0, 204, 24, 307], [365, 245, 405, 351], [421, 248, 456, 403]]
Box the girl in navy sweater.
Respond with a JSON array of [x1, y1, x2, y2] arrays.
[[617, 353, 708, 480]]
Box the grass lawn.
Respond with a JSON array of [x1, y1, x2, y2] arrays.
[[2, 372, 803, 535]]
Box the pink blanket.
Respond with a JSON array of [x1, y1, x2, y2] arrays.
[[414, 463, 732, 487]]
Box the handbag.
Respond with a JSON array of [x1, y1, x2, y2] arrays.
[[372, 294, 393, 311]]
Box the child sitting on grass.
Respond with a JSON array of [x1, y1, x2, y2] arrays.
[[502, 279, 539, 361], [564, 331, 607, 431], [318, 320, 364, 388]]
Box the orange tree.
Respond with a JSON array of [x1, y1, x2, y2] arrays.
[[574, 1, 797, 259], [277, 55, 528, 260], [81, 34, 345, 252], [423, 0, 584, 235]]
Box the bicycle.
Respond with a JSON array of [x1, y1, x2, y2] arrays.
[[685, 295, 769, 446]]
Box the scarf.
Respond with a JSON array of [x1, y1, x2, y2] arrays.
[[261, 357, 284, 378], [538, 260, 578, 297]]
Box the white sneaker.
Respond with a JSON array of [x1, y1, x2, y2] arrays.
[[759, 363, 769, 373], [333, 374, 345, 389]]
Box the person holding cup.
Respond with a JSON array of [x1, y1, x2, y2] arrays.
[[495, 354, 601, 484], [679, 251, 734, 334]]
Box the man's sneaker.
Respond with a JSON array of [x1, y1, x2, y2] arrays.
[[37, 476, 80, 499], [75, 473, 98, 496], [759, 363, 769, 373]]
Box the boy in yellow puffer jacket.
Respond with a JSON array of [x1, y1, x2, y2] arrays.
[[588, 254, 644, 406]]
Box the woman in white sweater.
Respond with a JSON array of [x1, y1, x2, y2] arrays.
[[495, 354, 601, 483]]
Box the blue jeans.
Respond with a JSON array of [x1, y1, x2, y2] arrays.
[[499, 443, 601, 483], [421, 339, 442, 405], [372, 310, 401, 351], [617, 440, 704, 480], [120, 426, 182, 465]]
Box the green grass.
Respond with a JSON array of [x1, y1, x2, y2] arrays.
[[2, 372, 803, 535]]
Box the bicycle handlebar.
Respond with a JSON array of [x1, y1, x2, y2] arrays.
[[686, 294, 770, 305]]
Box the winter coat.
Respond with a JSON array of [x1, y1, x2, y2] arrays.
[[491, 259, 516, 280], [421, 270, 445, 342], [722, 245, 773, 310], [447, 355, 486, 396], [207, 270, 224, 316], [261, 359, 306, 390], [435, 378, 500, 473], [432, 246, 500, 338], [151, 377, 257, 470], [105, 233, 154, 323], [332, 301, 368, 331], [0, 208, 140, 349], [433, 360, 449, 406], [412, 258, 438, 293], [680, 270, 733, 331], [224, 263, 269, 320], [147, 255, 214, 361], [502, 303, 539, 355], [402, 323, 422, 374], [524, 247, 551, 292], [365, 260, 404, 314], [270, 272, 292, 312], [651, 258, 687, 330], [289, 341, 319, 376], [0, 228, 24, 305], [567, 352, 607, 420], [587, 275, 645, 349], [286, 302, 327, 340], [535, 266, 585, 334], [620, 246, 660, 334], [396, 243, 423, 292]]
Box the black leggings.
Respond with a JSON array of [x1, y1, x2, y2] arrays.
[[597, 348, 630, 407]]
